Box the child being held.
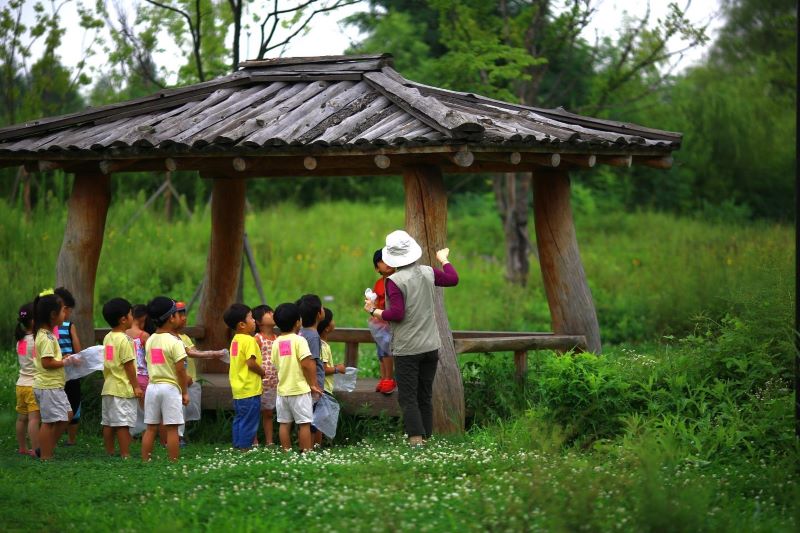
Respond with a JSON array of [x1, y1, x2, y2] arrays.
[[368, 249, 397, 395], [14, 303, 39, 457], [32, 290, 79, 460], [101, 298, 144, 458], [141, 297, 189, 463], [318, 307, 345, 395], [253, 304, 278, 446], [271, 303, 322, 452], [223, 303, 264, 451]]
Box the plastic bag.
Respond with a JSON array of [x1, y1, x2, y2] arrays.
[[183, 382, 202, 422], [219, 348, 231, 365], [367, 319, 392, 354], [64, 345, 104, 381], [333, 366, 358, 392], [312, 392, 340, 439]]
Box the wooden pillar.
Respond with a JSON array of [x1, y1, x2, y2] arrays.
[[196, 177, 247, 371], [56, 172, 111, 348], [532, 167, 602, 353], [403, 164, 465, 434]]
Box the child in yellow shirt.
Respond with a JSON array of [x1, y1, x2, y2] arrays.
[[318, 308, 345, 395], [141, 297, 189, 463], [15, 302, 39, 457], [270, 302, 322, 452], [223, 303, 264, 451], [101, 298, 144, 459]]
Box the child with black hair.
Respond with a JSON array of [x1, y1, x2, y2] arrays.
[[32, 290, 79, 460], [141, 296, 189, 463], [296, 294, 325, 446], [270, 302, 322, 452], [253, 304, 278, 446], [318, 308, 345, 394], [223, 303, 263, 451], [53, 286, 83, 446], [101, 298, 144, 458], [126, 304, 151, 436], [369, 249, 397, 395], [14, 302, 39, 456]]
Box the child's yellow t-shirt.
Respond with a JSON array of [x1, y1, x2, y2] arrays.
[[229, 333, 262, 399], [178, 333, 197, 381], [145, 332, 187, 391], [270, 333, 312, 397], [101, 331, 136, 398], [321, 340, 334, 394], [33, 329, 65, 390]]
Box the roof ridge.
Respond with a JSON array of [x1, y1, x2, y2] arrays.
[[238, 53, 393, 71]]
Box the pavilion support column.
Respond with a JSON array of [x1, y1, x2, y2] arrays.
[[56, 172, 111, 347], [402, 164, 464, 434], [532, 167, 602, 353], [197, 177, 247, 371]]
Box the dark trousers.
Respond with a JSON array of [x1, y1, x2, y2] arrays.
[[394, 350, 439, 438], [232, 395, 260, 449], [64, 378, 82, 424]]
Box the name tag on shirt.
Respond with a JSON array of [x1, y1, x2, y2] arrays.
[[151, 348, 166, 365], [105, 345, 114, 361], [231, 341, 239, 357], [17, 340, 27, 356], [279, 341, 292, 356]]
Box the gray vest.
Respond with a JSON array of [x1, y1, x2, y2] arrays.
[[387, 264, 441, 356]]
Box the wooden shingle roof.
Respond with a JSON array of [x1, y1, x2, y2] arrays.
[[0, 54, 680, 174]]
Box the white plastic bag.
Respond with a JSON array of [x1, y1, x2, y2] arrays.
[[367, 319, 392, 354], [312, 392, 340, 439], [333, 366, 358, 392], [64, 345, 104, 381]]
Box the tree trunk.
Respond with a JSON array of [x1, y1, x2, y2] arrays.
[[55, 173, 111, 349], [196, 177, 247, 370], [402, 164, 464, 434], [493, 172, 533, 285], [532, 167, 602, 353]]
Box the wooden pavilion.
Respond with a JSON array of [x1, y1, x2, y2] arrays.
[[0, 54, 680, 433]]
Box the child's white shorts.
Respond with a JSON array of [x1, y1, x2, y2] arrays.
[[276, 392, 313, 424], [144, 383, 184, 426], [101, 395, 138, 427], [33, 388, 71, 423]]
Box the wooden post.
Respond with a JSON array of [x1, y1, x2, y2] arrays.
[[513, 350, 528, 383], [532, 167, 602, 353], [344, 342, 359, 368], [55, 172, 111, 349], [196, 177, 247, 371], [402, 164, 465, 434]]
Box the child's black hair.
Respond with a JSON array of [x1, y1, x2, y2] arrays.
[[54, 287, 76, 308], [223, 303, 251, 330], [102, 297, 132, 328], [32, 293, 64, 342], [273, 303, 301, 333], [252, 304, 274, 324], [147, 296, 176, 328], [133, 304, 156, 334], [15, 302, 34, 341], [373, 248, 383, 268], [317, 307, 333, 335], [295, 294, 322, 327]]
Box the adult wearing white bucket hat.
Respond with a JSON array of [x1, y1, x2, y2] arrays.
[[364, 230, 459, 446]]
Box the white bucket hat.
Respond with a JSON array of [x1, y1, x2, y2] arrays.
[[382, 230, 422, 268]]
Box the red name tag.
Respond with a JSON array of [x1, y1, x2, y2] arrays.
[[151, 348, 165, 365], [279, 340, 292, 357], [231, 341, 239, 357], [105, 345, 114, 361], [17, 340, 27, 356]]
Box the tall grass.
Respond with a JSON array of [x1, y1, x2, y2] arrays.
[[0, 192, 792, 346]]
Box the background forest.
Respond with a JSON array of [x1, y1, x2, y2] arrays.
[[0, 1, 796, 531]]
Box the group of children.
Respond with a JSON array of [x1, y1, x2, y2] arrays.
[[13, 250, 397, 461]]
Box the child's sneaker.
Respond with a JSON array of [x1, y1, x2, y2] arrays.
[[375, 379, 386, 392], [380, 379, 397, 395]]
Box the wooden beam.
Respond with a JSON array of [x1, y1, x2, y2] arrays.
[[453, 335, 587, 354], [561, 154, 596, 168], [303, 156, 317, 170], [523, 153, 560, 167], [533, 167, 602, 353], [56, 172, 111, 351], [99, 159, 137, 174], [473, 151, 522, 165], [374, 154, 391, 169], [24, 160, 63, 173], [634, 155, 673, 169], [597, 154, 632, 168], [403, 164, 464, 434], [195, 177, 247, 369], [448, 149, 474, 168]]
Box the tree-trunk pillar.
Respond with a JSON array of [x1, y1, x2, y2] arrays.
[[56, 172, 111, 347], [402, 164, 464, 434], [532, 167, 602, 353], [196, 177, 247, 371]]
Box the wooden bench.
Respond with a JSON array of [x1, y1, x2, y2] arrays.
[[95, 326, 586, 415]]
